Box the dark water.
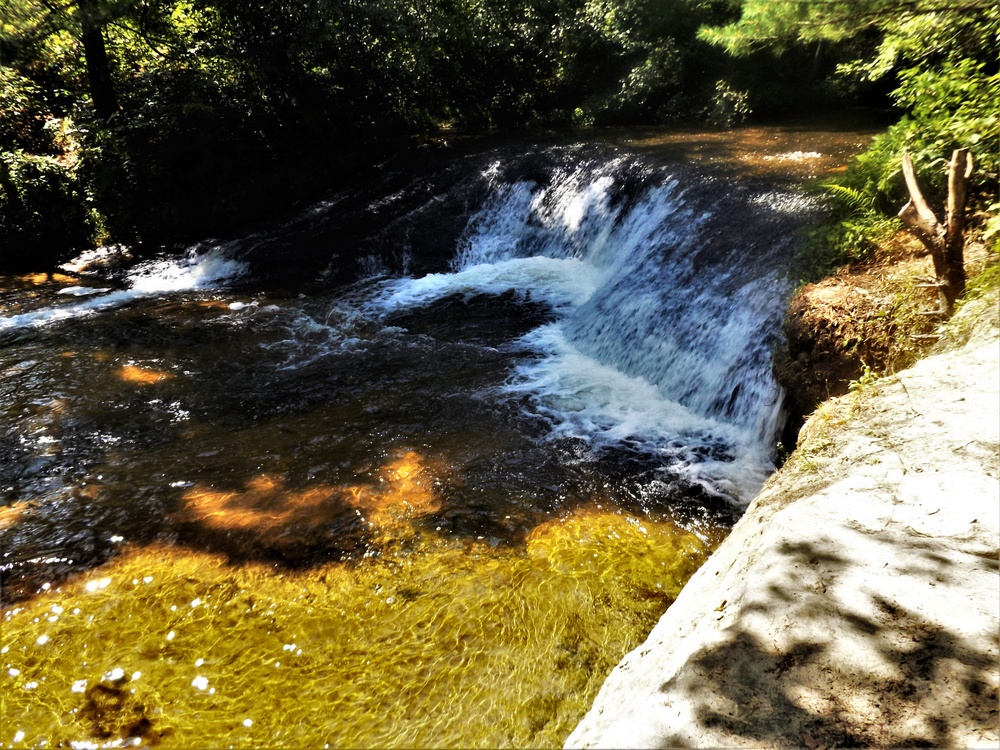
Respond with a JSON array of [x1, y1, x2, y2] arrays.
[[0, 125, 870, 604]]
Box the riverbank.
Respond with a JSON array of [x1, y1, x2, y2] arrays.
[[567, 267, 999, 746], [775, 231, 995, 446]]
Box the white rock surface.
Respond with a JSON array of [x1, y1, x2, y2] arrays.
[[568, 304, 1000, 749]]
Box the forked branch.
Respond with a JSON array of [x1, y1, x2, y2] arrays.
[[897, 149, 973, 313]]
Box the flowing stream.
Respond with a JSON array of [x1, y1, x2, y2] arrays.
[[0, 125, 871, 747]]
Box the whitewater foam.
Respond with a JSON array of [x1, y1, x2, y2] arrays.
[[377, 257, 604, 313], [364, 153, 792, 501], [0, 250, 246, 332], [503, 324, 775, 501], [56, 286, 111, 297]]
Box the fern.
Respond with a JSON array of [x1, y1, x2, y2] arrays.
[[824, 183, 874, 215]]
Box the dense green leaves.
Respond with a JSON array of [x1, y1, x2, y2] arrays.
[[705, 0, 999, 273], [2, 0, 748, 266], [0, 149, 92, 269], [2, 0, 996, 270], [699, 0, 996, 56]]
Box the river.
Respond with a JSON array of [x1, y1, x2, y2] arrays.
[[1, 123, 871, 747]]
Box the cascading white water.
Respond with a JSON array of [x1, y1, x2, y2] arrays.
[[372, 155, 797, 501], [0, 146, 806, 503], [0, 130, 875, 750]]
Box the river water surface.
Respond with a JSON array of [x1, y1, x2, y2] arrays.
[[1, 124, 871, 748]]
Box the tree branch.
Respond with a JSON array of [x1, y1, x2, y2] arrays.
[[897, 149, 974, 313], [943, 148, 974, 299], [945, 148, 973, 242], [899, 152, 945, 245]]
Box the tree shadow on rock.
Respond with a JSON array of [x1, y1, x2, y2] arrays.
[[659, 533, 999, 748]]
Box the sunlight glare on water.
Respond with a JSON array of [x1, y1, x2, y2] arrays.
[[2, 494, 719, 748]]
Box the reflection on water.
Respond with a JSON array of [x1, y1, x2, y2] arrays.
[[118, 364, 174, 384], [172, 450, 452, 564], [620, 121, 878, 179], [0, 263, 734, 748], [0, 502, 25, 531]]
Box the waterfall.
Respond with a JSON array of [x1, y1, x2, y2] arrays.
[[371, 152, 801, 501], [0, 143, 811, 503]]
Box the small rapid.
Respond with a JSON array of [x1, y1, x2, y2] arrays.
[[0, 146, 810, 504], [0, 144, 816, 512], [0, 249, 246, 332]]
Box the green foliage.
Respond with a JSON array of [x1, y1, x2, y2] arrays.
[[823, 183, 873, 215], [792, 209, 896, 281], [555, 0, 740, 125], [964, 255, 1000, 299], [824, 61, 999, 247], [0, 151, 94, 270], [706, 0, 999, 283], [816, 180, 897, 264], [4, 0, 992, 268], [699, 0, 996, 57], [2, 0, 758, 266], [703, 80, 751, 127], [983, 204, 1000, 252], [788, 177, 898, 281], [835, 3, 999, 81], [848, 362, 878, 394], [940, 253, 1000, 345], [831, 54, 999, 215], [0, 67, 50, 152], [891, 60, 999, 189], [703, 2, 999, 188]]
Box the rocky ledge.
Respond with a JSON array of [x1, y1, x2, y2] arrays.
[[567, 292, 999, 749]]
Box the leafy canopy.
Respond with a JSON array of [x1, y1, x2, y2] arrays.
[[699, 1, 997, 58]]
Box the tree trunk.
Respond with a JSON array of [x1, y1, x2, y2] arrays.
[[898, 149, 973, 313], [78, 0, 119, 120], [944, 148, 974, 300]]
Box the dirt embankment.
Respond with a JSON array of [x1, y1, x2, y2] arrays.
[[774, 232, 993, 446]]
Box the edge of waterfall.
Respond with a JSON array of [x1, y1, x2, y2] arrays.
[[566, 280, 1000, 746]]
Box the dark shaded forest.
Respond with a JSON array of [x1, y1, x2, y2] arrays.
[[1, 0, 997, 271]]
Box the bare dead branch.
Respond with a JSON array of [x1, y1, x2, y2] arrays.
[[897, 149, 975, 314], [900, 153, 944, 238]]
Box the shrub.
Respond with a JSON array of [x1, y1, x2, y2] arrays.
[[0, 150, 94, 270]]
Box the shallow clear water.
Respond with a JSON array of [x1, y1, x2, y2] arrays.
[[0, 124, 872, 747]]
